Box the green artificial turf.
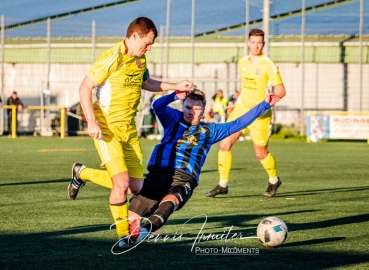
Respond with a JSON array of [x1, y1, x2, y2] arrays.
[[0, 137, 368, 269]]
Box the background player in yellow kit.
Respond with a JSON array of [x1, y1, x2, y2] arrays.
[[205, 29, 286, 198], [67, 17, 192, 249]]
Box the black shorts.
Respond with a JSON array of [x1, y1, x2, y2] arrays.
[[130, 166, 197, 216]]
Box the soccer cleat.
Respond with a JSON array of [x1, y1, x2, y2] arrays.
[[116, 228, 149, 250], [205, 185, 228, 197], [129, 219, 141, 243], [67, 163, 87, 200], [118, 236, 136, 249], [263, 177, 282, 198], [136, 227, 149, 243]]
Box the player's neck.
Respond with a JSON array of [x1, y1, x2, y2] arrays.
[[124, 38, 134, 58], [249, 53, 262, 63]]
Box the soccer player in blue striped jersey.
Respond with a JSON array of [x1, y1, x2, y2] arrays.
[[126, 89, 280, 246]]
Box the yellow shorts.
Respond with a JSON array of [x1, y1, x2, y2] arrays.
[[93, 125, 144, 178], [227, 105, 272, 146]]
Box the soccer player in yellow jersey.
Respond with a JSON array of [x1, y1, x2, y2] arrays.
[[67, 17, 192, 249], [205, 29, 286, 198]]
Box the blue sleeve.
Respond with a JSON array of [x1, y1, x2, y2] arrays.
[[210, 101, 271, 143], [228, 101, 271, 134], [152, 91, 180, 127]]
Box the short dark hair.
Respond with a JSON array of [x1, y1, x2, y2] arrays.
[[249, 29, 264, 39], [126, 17, 158, 39], [185, 89, 206, 108]]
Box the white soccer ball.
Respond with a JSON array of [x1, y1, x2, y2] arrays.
[[257, 216, 288, 248], [309, 134, 319, 143]]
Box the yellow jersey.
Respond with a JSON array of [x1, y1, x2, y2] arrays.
[[238, 54, 283, 110], [87, 41, 149, 129]]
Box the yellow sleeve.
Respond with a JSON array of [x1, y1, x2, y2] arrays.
[[87, 42, 122, 84], [269, 63, 283, 87]]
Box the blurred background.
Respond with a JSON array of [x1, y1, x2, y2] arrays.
[[0, 0, 368, 139]]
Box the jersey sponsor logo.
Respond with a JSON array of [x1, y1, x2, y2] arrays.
[[178, 135, 198, 145], [243, 77, 257, 90], [136, 60, 143, 69], [255, 69, 261, 76], [124, 71, 143, 87]]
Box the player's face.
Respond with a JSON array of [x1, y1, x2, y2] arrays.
[[183, 99, 204, 126], [132, 30, 156, 57], [248, 35, 264, 56]]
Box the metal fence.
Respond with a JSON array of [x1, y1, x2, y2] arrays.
[[0, 0, 368, 136]]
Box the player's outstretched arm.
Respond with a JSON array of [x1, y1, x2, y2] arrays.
[[226, 95, 280, 137], [142, 78, 193, 92]]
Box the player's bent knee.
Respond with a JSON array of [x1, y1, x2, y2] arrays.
[[111, 173, 130, 191], [219, 139, 234, 151], [254, 149, 268, 160], [161, 194, 179, 206], [219, 142, 231, 151]]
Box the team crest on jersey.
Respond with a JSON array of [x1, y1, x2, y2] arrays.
[[255, 69, 261, 76], [186, 135, 198, 145], [178, 135, 198, 145], [136, 60, 143, 69]]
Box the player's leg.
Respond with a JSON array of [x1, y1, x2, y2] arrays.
[[68, 167, 142, 199], [205, 131, 241, 197], [249, 115, 281, 197], [112, 132, 145, 248], [128, 194, 157, 242], [106, 158, 131, 239], [67, 136, 119, 200], [124, 169, 172, 247], [124, 134, 144, 194], [109, 132, 144, 242], [141, 181, 194, 235]]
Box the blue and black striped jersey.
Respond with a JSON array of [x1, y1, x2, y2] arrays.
[[147, 91, 271, 184]]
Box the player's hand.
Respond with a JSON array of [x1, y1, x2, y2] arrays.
[[87, 121, 103, 140], [265, 93, 281, 106], [175, 80, 193, 91], [175, 90, 189, 100]]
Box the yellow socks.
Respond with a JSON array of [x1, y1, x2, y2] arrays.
[[218, 150, 232, 187], [80, 168, 112, 189], [260, 153, 278, 183], [109, 202, 129, 238]]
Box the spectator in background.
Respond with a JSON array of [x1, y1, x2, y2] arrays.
[[229, 90, 240, 106], [212, 89, 228, 123], [7, 91, 23, 136]]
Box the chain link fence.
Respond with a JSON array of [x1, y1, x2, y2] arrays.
[[0, 0, 368, 136]]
